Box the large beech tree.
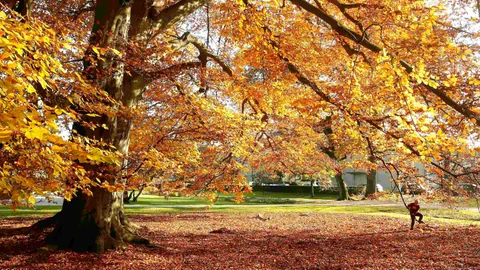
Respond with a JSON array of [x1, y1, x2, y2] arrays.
[[1, 0, 479, 252]]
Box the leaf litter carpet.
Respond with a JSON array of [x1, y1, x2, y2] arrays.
[[0, 212, 479, 269]]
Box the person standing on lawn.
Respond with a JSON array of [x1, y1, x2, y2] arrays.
[[408, 199, 424, 230]]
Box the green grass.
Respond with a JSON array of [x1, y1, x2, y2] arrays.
[[130, 192, 336, 206], [129, 196, 211, 206], [244, 191, 338, 200], [0, 205, 60, 217], [0, 192, 317, 217], [462, 198, 480, 209], [1, 192, 478, 226], [205, 205, 480, 225]]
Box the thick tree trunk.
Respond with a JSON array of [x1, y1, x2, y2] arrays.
[[365, 169, 376, 197], [124, 190, 134, 203], [335, 173, 349, 200], [4, 0, 143, 251], [46, 188, 146, 252], [132, 184, 145, 202], [20, 0, 204, 253], [123, 183, 144, 203], [47, 0, 144, 252]]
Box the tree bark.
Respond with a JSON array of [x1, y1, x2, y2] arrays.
[[46, 0, 143, 252], [335, 173, 349, 200], [132, 184, 145, 202], [310, 179, 315, 198], [124, 190, 134, 204], [46, 188, 147, 252], [45, 0, 205, 252], [365, 169, 376, 197]]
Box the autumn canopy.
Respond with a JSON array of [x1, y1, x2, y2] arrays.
[[0, 0, 479, 251]]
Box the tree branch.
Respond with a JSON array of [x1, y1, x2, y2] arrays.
[[143, 0, 206, 42], [288, 0, 480, 126], [142, 61, 202, 83], [271, 36, 471, 181], [327, 0, 365, 33], [172, 32, 234, 77]]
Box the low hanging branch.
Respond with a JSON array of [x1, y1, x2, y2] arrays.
[[356, 121, 409, 208], [381, 159, 409, 209]]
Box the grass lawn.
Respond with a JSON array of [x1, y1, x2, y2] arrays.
[[123, 205, 480, 225], [244, 191, 338, 200], [0, 205, 60, 218], [0, 192, 322, 218], [1, 192, 478, 225], [130, 192, 337, 206]]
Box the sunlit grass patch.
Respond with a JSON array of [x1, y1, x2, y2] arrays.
[[130, 193, 335, 206], [0, 205, 61, 218], [1, 194, 478, 227]]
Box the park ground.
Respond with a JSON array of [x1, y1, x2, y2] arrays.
[[0, 192, 479, 269]]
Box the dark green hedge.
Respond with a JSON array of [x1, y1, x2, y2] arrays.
[[252, 185, 365, 195]]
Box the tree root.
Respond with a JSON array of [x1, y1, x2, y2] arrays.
[[43, 210, 152, 252], [0, 212, 152, 252], [125, 232, 150, 245], [0, 212, 60, 237], [122, 219, 151, 246], [31, 212, 61, 230]]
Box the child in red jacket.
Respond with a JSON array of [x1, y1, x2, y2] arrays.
[[408, 199, 424, 230]]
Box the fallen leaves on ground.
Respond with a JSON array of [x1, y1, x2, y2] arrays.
[[0, 213, 479, 269]]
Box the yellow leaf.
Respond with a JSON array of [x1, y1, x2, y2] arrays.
[[0, 130, 13, 141], [28, 196, 36, 205], [38, 77, 47, 89], [110, 48, 122, 56], [51, 145, 64, 152], [25, 126, 48, 140], [26, 84, 36, 93], [92, 47, 100, 56], [15, 47, 23, 55]]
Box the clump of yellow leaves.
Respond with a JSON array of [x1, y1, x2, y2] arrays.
[[0, 11, 118, 208]]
